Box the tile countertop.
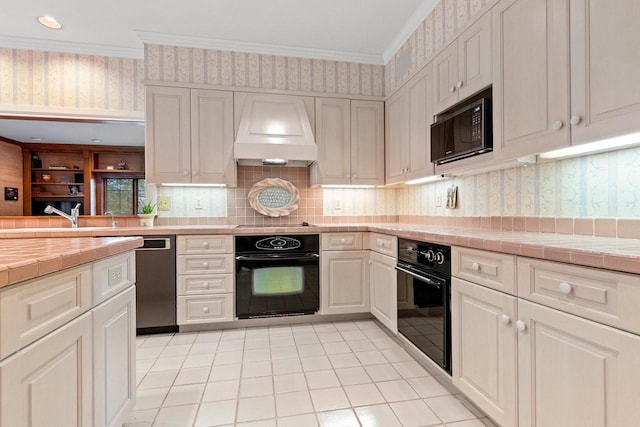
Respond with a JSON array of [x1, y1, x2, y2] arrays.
[[0, 236, 143, 289], [0, 223, 639, 275]]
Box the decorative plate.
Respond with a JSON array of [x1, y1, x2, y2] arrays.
[[248, 178, 300, 217]]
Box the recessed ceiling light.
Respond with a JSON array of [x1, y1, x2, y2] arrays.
[[91, 138, 102, 143], [37, 16, 62, 30], [30, 137, 43, 141]]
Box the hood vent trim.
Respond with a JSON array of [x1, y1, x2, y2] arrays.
[[234, 93, 317, 167]]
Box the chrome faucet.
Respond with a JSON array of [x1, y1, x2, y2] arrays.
[[44, 203, 81, 228], [104, 211, 117, 228]]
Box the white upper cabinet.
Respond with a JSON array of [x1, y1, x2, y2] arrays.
[[385, 64, 435, 185], [146, 86, 235, 185], [492, 0, 571, 160], [311, 98, 383, 186], [434, 12, 492, 114], [569, 0, 640, 145]]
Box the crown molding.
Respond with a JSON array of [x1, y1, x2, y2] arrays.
[[137, 31, 385, 65], [382, 0, 438, 64], [0, 35, 143, 59]]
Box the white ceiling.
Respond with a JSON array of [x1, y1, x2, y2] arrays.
[[0, 0, 438, 64]]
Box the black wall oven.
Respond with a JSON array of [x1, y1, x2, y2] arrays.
[[235, 234, 320, 319], [396, 238, 451, 374]]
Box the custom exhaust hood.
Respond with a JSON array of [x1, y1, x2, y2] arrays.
[[234, 93, 317, 167]]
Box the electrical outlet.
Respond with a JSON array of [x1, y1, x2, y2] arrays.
[[195, 199, 203, 210], [158, 196, 171, 211], [334, 200, 342, 210], [435, 194, 442, 207]]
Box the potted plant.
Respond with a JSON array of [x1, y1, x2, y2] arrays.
[[138, 200, 156, 227]]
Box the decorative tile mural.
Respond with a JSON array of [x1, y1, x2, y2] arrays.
[[145, 44, 384, 97], [0, 48, 144, 113]]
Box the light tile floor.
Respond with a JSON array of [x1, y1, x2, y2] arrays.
[[125, 320, 495, 427]]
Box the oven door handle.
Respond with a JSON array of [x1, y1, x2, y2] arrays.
[[395, 265, 443, 288], [236, 253, 320, 261]]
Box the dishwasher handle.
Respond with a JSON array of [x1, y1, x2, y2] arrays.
[[138, 238, 172, 251]]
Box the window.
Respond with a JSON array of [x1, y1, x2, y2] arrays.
[[103, 178, 146, 215]]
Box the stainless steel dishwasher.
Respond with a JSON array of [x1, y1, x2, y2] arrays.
[[135, 235, 178, 334]]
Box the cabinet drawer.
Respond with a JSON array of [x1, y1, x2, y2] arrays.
[[452, 247, 516, 295], [368, 233, 397, 257], [177, 295, 234, 324], [0, 265, 92, 359], [517, 257, 640, 334], [92, 252, 135, 305], [321, 232, 363, 251], [177, 274, 233, 295], [177, 235, 233, 254], [177, 254, 234, 275]]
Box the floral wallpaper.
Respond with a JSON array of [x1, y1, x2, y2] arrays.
[[0, 48, 144, 113], [145, 44, 384, 97]]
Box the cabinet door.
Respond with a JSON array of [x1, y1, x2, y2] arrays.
[[0, 312, 93, 427], [321, 251, 369, 315], [570, 0, 640, 145], [451, 278, 517, 427], [405, 65, 435, 181], [93, 286, 136, 427], [457, 12, 492, 100], [314, 98, 351, 185], [433, 42, 459, 113], [517, 299, 640, 427], [369, 251, 397, 334], [385, 89, 408, 185], [492, 0, 570, 160], [191, 89, 236, 186], [351, 100, 384, 186], [145, 86, 191, 183]]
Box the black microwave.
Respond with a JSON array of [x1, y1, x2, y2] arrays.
[[431, 97, 492, 165]]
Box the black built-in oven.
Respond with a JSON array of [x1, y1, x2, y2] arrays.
[[396, 238, 451, 374], [235, 234, 320, 319]]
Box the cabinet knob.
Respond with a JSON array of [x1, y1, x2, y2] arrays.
[[471, 262, 480, 271], [553, 120, 564, 131], [558, 281, 572, 295], [516, 320, 527, 332], [202, 281, 209, 288], [192, 170, 198, 176], [340, 238, 346, 243], [570, 115, 582, 126], [501, 314, 511, 325], [456, 81, 464, 88], [450, 86, 456, 93], [183, 170, 190, 176], [202, 306, 209, 313], [202, 241, 209, 248], [346, 173, 351, 178], [368, 260, 372, 265], [202, 262, 209, 268]]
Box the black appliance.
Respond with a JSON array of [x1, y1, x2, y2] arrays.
[[396, 238, 451, 374], [135, 236, 178, 334], [431, 95, 492, 165], [235, 234, 320, 319]]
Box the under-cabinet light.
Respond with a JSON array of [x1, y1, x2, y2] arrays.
[[405, 174, 450, 185], [539, 132, 640, 160], [320, 185, 376, 189], [161, 183, 227, 187]]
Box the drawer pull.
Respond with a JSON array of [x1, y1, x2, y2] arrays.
[[202, 262, 209, 268], [202, 306, 209, 313], [558, 282, 573, 295], [340, 239, 346, 243], [202, 281, 209, 288], [516, 320, 527, 332], [501, 314, 511, 325], [203, 241, 210, 248], [471, 262, 480, 271]]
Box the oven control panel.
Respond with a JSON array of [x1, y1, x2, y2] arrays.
[[255, 236, 302, 250]]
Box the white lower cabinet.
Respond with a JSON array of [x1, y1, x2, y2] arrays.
[[452, 277, 517, 426], [321, 251, 369, 315], [369, 250, 398, 334], [453, 275, 640, 427], [0, 312, 94, 427], [92, 286, 136, 427]]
